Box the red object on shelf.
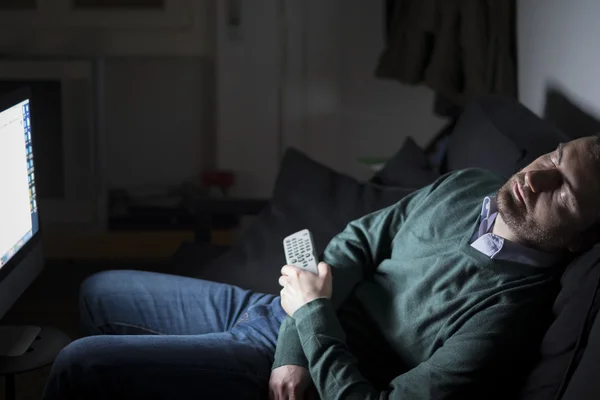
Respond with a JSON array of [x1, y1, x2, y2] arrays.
[[201, 170, 236, 193]]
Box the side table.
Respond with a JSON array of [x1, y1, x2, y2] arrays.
[[0, 326, 70, 400]]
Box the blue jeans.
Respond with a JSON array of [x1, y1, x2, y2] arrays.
[[42, 270, 287, 400]]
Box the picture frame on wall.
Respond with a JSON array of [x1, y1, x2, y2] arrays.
[[0, 0, 203, 56], [0, 0, 191, 29], [0, 0, 36, 9], [73, 0, 164, 9]]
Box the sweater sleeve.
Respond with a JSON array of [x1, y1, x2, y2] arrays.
[[272, 185, 433, 371], [294, 298, 538, 400], [272, 317, 308, 369]]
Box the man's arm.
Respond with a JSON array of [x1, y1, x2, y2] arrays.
[[272, 185, 433, 370], [293, 298, 538, 399]]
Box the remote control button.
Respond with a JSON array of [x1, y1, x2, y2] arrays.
[[291, 259, 297, 263]]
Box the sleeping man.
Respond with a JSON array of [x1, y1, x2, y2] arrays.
[[43, 136, 600, 400]]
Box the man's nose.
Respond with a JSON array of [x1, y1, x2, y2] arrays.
[[524, 169, 562, 193]]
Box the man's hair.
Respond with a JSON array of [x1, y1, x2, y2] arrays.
[[579, 135, 600, 250], [588, 134, 600, 190], [590, 134, 600, 161]]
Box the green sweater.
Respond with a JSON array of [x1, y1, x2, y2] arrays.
[[272, 169, 560, 399]]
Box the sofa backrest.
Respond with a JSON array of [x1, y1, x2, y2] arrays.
[[446, 95, 600, 400]]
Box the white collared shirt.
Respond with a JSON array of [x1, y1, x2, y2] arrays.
[[470, 197, 556, 267]]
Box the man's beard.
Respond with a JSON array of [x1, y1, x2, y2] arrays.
[[496, 174, 565, 249]]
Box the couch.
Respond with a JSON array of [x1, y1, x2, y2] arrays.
[[172, 95, 600, 399]]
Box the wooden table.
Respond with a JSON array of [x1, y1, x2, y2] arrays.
[[43, 230, 196, 260]]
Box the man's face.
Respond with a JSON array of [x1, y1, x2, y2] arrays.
[[497, 137, 600, 251]]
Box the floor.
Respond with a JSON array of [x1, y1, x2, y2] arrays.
[[0, 257, 174, 400]]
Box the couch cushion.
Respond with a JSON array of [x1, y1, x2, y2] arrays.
[[519, 245, 600, 400], [447, 96, 572, 178], [191, 148, 415, 295], [560, 293, 600, 400], [370, 136, 439, 188]]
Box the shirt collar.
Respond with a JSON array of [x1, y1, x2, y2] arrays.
[[473, 197, 498, 239], [470, 197, 557, 267]]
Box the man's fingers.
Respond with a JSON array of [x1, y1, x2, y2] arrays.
[[317, 262, 330, 276], [278, 385, 289, 400], [269, 382, 285, 400], [281, 265, 300, 277], [268, 376, 279, 400], [278, 275, 289, 287]]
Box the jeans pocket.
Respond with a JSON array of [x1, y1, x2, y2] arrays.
[[233, 303, 274, 329], [248, 304, 271, 322], [233, 304, 281, 350]]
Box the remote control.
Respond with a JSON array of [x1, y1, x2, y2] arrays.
[[283, 229, 319, 274]]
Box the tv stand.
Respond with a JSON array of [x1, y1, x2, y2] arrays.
[[0, 326, 70, 400]]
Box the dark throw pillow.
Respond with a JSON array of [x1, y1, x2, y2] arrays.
[[191, 148, 415, 295], [370, 136, 439, 188], [447, 100, 526, 178]]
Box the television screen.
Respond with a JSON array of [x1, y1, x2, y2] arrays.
[[0, 98, 39, 268]]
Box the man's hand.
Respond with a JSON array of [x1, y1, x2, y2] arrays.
[[269, 365, 315, 400], [278, 262, 332, 317]]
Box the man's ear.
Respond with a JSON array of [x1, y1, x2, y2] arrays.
[[568, 223, 600, 253]]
